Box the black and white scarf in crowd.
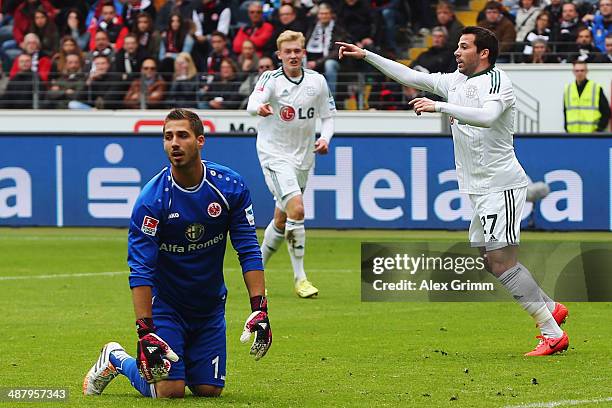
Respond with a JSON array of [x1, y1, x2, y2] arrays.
[[306, 20, 335, 57]]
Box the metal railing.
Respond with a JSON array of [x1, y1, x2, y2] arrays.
[[0, 70, 541, 127], [513, 83, 540, 132]]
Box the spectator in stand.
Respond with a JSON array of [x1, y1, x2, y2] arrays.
[[523, 38, 557, 62], [337, 0, 375, 51], [206, 31, 233, 75], [50, 35, 81, 80], [238, 55, 274, 107], [370, 0, 401, 55], [0, 53, 41, 108], [605, 33, 612, 61], [167, 52, 199, 108], [122, 0, 156, 30], [436, 1, 464, 48], [305, 3, 348, 96], [112, 32, 149, 99], [69, 54, 117, 109], [477, 1, 516, 60], [563, 61, 610, 133], [199, 57, 241, 109], [87, 1, 129, 52], [0, 2, 15, 47], [85, 30, 115, 71], [522, 11, 553, 56], [232, 2, 274, 57], [155, 0, 193, 32], [124, 57, 166, 108], [268, 4, 308, 55], [514, 0, 541, 42], [159, 12, 194, 75], [582, 0, 611, 53], [544, 0, 563, 31], [11, 0, 57, 50], [238, 39, 259, 75], [133, 12, 161, 59], [1, 0, 56, 70], [191, 0, 232, 71], [555, 2, 585, 55], [46, 52, 86, 108], [570, 27, 607, 62], [59, 8, 90, 51], [410, 26, 456, 73], [9, 32, 51, 82], [268, 0, 309, 26], [29, 6, 59, 56], [405, 0, 436, 35], [85, 0, 125, 27]]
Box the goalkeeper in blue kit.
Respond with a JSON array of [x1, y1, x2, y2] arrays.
[[83, 109, 272, 398]]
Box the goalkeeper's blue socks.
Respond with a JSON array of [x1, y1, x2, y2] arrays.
[[109, 350, 154, 397]]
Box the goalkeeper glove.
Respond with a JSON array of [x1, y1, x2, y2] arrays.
[[135, 318, 179, 383], [240, 296, 272, 360]]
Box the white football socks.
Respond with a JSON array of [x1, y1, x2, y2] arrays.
[[285, 218, 306, 282], [498, 263, 563, 338], [261, 220, 285, 266], [539, 288, 556, 313]]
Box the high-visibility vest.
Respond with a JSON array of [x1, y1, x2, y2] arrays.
[[564, 80, 602, 133]]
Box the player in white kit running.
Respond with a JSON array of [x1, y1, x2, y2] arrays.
[[247, 30, 336, 298], [337, 26, 569, 356]]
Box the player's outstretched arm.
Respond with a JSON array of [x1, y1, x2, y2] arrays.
[[336, 41, 439, 95], [410, 97, 505, 128]]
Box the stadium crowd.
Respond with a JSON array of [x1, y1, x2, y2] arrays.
[[0, 0, 609, 109]]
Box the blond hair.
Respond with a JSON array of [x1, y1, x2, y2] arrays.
[[276, 30, 305, 50], [174, 52, 197, 79]]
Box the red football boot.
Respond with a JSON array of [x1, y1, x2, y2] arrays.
[[524, 332, 569, 356], [552, 302, 569, 326]]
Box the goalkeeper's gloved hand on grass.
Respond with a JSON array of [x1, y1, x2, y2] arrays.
[[240, 296, 272, 360], [135, 318, 179, 383]]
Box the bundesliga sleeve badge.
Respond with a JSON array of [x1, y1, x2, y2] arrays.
[[141, 216, 159, 236]]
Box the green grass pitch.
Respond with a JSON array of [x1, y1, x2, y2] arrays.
[[0, 228, 610, 407]]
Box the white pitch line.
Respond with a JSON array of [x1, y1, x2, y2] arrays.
[[504, 397, 612, 408], [0, 268, 356, 282], [0, 271, 128, 281]]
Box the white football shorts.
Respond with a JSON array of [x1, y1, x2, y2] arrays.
[[261, 161, 310, 211], [468, 187, 527, 251]]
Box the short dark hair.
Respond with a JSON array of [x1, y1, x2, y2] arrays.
[[101, 0, 115, 10], [210, 31, 227, 41], [164, 109, 204, 137], [484, 1, 502, 11], [461, 26, 499, 64]]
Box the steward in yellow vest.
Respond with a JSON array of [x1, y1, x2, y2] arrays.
[[563, 62, 611, 133]]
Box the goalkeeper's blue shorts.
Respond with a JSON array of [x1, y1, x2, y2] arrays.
[[152, 296, 226, 387]]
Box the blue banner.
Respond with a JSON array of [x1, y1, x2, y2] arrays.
[[0, 134, 610, 230]]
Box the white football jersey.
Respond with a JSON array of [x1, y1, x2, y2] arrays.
[[248, 67, 336, 170], [429, 67, 528, 194]]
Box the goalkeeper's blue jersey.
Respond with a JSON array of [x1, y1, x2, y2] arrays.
[[128, 160, 263, 318]]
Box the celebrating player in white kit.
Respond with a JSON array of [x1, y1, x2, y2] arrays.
[[337, 26, 569, 356], [247, 30, 336, 298]]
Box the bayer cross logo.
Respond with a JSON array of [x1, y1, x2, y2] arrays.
[[185, 223, 205, 242], [465, 85, 478, 99]]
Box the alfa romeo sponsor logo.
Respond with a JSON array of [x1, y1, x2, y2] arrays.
[[208, 202, 222, 218], [279, 105, 296, 121], [185, 223, 205, 242]]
